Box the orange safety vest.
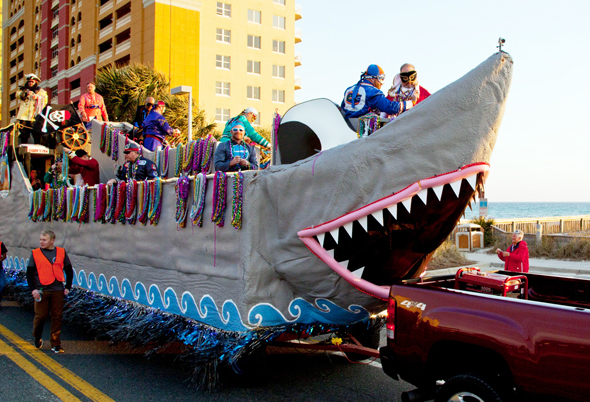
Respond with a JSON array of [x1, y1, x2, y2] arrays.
[[32, 247, 65, 286]]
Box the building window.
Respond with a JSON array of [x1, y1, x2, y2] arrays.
[[247, 60, 261, 74], [52, 7, 59, 19], [273, 15, 286, 29], [51, 47, 58, 59], [272, 40, 285, 54], [272, 64, 285, 78], [247, 35, 261, 50], [51, 67, 58, 77], [248, 9, 261, 24], [272, 89, 285, 103], [216, 28, 231, 44], [215, 81, 230, 96], [215, 108, 230, 122], [216, 2, 231, 17], [51, 86, 58, 98], [71, 38, 75, 47], [216, 55, 230, 70], [247, 86, 261, 100], [71, 17, 75, 25], [52, 27, 59, 39], [273, 0, 286, 5]]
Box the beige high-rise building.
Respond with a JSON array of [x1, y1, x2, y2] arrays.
[[2, 0, 301, 128]]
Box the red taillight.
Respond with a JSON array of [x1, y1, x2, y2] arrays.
[[386, 297, 396, 339]]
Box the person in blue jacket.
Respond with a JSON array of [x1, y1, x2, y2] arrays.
[[220, 107, 270, 149], [341, 64, 417, 120], [214, 121, 258, 172], [142, 101, 180, 151]]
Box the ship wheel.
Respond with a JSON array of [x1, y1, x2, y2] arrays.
[[61, 124, 89, 150]]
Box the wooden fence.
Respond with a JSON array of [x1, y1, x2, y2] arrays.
[[488, 216, 590, 235]]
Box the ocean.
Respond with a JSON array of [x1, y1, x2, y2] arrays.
[[462, 202, 590, 220]]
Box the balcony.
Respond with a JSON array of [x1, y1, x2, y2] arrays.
[[71, 26, 76, 35], [18, 61, 24, 70], [78, 44, 82, 52], [294, 76, 301, 90], [71, 47, 76, 55], [36, 32, 39, 40], [115, 39, 131, 55], [78, 22, 82, 30], [10, 100, 16, 108], [51, 17, 59, 28], [10, 50, 16, 58], [52, 0, 59, 8], [98, 49, 113, 63], [100, 0, 113, 15], [116, 14, 131, 29], [99, 25, 113, 39], [70, 87, 81, 98], [10, 83, 16, 91], [18, 44, 24, 53], [51, 37, 59, 48], [295, 27, 302, 43], [51, 58, 59, 68], [295, 4, 302, 20], [294, 51, 301, 67], [10, 66, 16, 75], [19, 27, 25, 36], [10, 33, 17, 43]]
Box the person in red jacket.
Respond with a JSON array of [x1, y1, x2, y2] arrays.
[[63, 147, 100, 186], [496, 229, 529, 273], [26, 230, 73, 353]]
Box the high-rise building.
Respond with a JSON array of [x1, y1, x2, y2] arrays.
[[1, 0, 301, 128]]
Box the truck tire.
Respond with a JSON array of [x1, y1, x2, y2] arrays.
[[434, 373, 504, 402]]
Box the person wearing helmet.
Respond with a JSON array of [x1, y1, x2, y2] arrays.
[[220, 107, 270, 149], [341, 64, 417, 120]]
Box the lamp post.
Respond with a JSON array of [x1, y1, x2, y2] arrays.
[[170, 85, 192, 140]]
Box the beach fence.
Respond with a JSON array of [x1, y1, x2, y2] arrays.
[[490, 216, 590, 235]]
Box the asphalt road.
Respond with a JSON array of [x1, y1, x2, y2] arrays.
[[0, 300, 415, 402]]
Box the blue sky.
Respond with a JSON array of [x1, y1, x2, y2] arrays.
[[294, 0, 590, 202]]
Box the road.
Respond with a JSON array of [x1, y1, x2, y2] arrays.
[[0, 300, 414, 402]]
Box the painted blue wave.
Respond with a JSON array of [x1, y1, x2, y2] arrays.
[[3, 256, 369, 332]]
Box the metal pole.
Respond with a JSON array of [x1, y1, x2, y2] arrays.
[[188, 90, 193, 140]]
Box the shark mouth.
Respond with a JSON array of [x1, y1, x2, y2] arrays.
[[298, 163, 489, 300]]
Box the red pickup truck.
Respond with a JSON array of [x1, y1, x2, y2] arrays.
[[379, 268, 590, 402]]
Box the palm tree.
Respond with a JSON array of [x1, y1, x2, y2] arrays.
[[95, 63, 217, 143]]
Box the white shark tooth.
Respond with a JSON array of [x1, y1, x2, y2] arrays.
[[433, 185, 444, 201], [371, 211, 384, 227], [339, 260, 349, 269], [343, 221, 354, 238], [466, 175, 477, 191], [351, 267, 365, 279], [387, 204, 397, 220], [326, 249, 335, 258], [329, 228, 339, 244], [401, 198, 412, 214], [316, 232, 325, 247], [417, 189, 428, 205], [450, 180, 462, 197], [358, 216, 368, 232]]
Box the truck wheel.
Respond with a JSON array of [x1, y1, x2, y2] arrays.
[[434, 374, 505, 402]]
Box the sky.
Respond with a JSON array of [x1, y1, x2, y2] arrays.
[[293, 0, 590, 202]]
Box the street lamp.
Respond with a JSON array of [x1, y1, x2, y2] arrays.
[[170, 85, 192, 140]]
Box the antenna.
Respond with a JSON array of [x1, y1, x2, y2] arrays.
[[497, 37, 506, 52]]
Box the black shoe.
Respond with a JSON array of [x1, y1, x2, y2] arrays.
[[34, 338, 43, 349], [51, 346, 65, 354]]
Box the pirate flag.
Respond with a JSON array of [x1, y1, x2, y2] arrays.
[[33, 104, 82, 135]]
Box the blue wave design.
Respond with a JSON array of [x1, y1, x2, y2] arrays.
[[2, 257, 370, 332]]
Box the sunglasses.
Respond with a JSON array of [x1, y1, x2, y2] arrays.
[[400, 71, 417, 83], [232, 128, 245, 132]]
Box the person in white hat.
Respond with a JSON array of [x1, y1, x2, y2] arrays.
[[220, 107, 270, 149], [16, 73, 48, 144]]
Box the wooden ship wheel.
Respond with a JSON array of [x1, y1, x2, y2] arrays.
[[61, 124, 90, 150]]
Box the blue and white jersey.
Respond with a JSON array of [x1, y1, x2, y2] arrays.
[[341, 80, 410, 119]]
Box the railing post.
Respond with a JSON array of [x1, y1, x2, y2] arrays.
[[560, 219, 564, 233], [536, 223, 543, 244], [511, 221, 516, 233]]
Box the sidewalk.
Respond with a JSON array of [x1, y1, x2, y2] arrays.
[[463, 248, 590, 278]]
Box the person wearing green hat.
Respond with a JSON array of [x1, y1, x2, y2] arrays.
[[220, 107, 270, 149], [214, 120, 259, 172]]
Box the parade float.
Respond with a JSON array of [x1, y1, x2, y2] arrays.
[[0, 51, 513, 386]]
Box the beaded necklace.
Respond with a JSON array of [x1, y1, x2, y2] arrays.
[[79, 186, 89, 223], [100, 123, 107, 153], [190, 173, 207, 228], [70, 187, 81, 222], [174, 145, 183, 177], [105, 184, 117, 223], [65, 188, 75, 222], [192, 139, 202, 173], [125, 180, 138, 225], [137, 180, 150, 226], [175, 175, 190, 228], [148, 178, 163, 225], [272, 112, 281, 153], [230, 172, 244, 229], [114, 181, 127, 224], [94, 184, 105, 222], [183, 141, 195, 174], [201, 136, 215, 173], [61, 149, 69, 185], [211, 171, 227, 227], [59, 187, 67, 220], [105, 126, 112, 157], [111, 129, 119, 161], [229, 140, 249, 171], [0, 130, 9, 157], [43, 189, 53, 221], [35, 190, 46, 221], [161, 146, 170, 178]]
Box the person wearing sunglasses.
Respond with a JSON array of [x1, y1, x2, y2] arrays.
[[385, 63, 431, 120], [220, 107, 270, 150], [341, 64, 416, 121], [142, 101, 180, 151], [214, 121, 259, 172]]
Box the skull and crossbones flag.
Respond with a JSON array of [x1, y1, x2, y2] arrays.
[[33, 104, 82, 134]]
